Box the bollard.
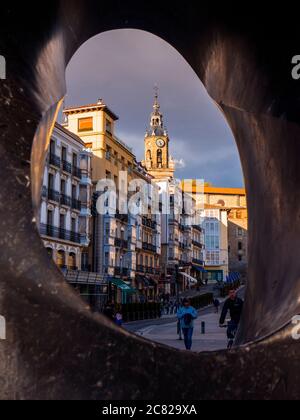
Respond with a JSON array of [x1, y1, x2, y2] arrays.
[[201, 321, 206, 335], [0, 316, 6, 340]]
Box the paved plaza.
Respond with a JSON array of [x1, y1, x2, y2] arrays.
[[133, 309, 228, 353]]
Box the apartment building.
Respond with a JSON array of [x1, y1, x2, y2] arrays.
[[203, 205, 229, 282], [63, 100, 161, 303], [40, 123, 92, 271], [184, 182, 248, 282], [158, 180, 205, 294]]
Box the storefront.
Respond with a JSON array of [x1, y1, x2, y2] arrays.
[[109, 278, 137, 304]]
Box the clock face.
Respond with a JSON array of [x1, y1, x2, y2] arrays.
[[156, 139, 165, 148]]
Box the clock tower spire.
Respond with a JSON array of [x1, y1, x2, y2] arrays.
[[142, 87, 175, 181]]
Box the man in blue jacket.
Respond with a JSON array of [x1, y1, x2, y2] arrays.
[[177, 299, 198, 351]]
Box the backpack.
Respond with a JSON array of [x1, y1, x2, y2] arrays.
[[183, 313, 193, 326]]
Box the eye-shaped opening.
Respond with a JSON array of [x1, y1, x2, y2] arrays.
[[33, 29, 248, 354]]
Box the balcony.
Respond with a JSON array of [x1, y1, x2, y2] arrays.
[[192, 240, 203, 249], [192, 258, 204, 266], [40, 224, 81, 244], [60, 194, 71, 207], [48, 189, 60, 203], [179, 242, 185, 250], [49, 153, 61, 168], [142, 217, 157, 230], [73, 166, 82, 179], [72, 198, 81, 211], [142, 243, 157, 253], [115, 238, 129, 249], [62, 160, 72, 174], [193, 225, 203, 232], [179, 261, 192, 268]]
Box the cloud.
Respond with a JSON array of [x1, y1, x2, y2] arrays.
[[65, 29, 244, 188], [173, 158, 186, 170]]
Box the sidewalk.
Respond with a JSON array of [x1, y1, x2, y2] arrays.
[[135, 309, 228, 353]]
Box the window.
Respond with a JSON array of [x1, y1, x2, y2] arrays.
[[78, 117, 93, 132], [60, 214, 65, 230], [71, 218, 76, 233], [106, 147, 111, 161], [50, 140, 56, 155], [239, 255, 243, 262], [114, 152, 118, 165], [61, 179, 66, 195], [61, 146, 67, 161], [238, 242, 243, 251], [157, 149, 162, 166], [48, 173, 54, 190], [120, 157, 125, 170], [72, 153, 78, 168], [237, 228, 243, 237], [72, 185, 77, 200], [47, 210, 53, 226]]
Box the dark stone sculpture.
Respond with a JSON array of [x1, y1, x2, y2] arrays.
[[0, 0, 300, 400]]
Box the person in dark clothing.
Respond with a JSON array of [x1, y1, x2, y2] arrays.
[[219, 290, 244, 347], [213, 298, 220, 313]]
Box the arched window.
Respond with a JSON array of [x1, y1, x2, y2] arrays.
[[57, 250, 66, 269], [46, 248, 53, 259], [68, 253, 77, 270], [157, 149, 162, 166]]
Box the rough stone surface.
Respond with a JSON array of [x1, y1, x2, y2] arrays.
[[0, 0, 300, 400]]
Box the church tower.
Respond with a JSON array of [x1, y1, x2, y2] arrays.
[[142, 88, 175, 181]]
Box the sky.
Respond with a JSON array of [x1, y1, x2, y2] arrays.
[[64, 29, 244, 188]]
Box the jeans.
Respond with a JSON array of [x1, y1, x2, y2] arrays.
[[182, 328, 194, 350], [227, 321, 238, 340]]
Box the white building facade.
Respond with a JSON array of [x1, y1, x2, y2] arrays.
[[203, 207, 229, 282], [40, 123, 92, 271], [159, 180, 205, 294]]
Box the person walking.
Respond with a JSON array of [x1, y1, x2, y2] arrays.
[[213, 298, 220, 314], [219, 289, 244, 348], [177, 298, 198, 351]]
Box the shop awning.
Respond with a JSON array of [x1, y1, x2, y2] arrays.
[[180, 272, 198, 285], [226, 272, 241, 283], [109, 278, 136, 294], [192, 265, 207, 273]]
